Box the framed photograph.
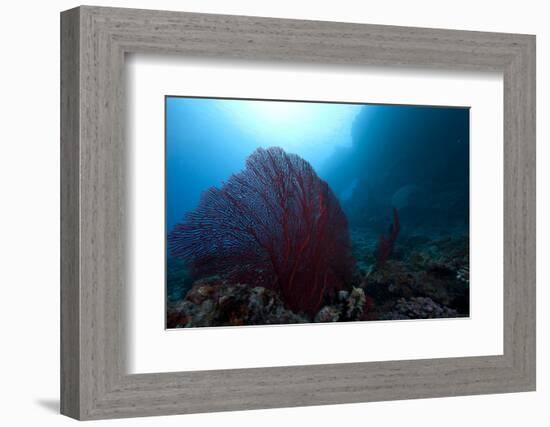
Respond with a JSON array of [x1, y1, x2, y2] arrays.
[[61, 6, 536, 420]]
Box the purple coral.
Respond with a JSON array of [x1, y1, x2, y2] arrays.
[[169, 147, 355, 316]]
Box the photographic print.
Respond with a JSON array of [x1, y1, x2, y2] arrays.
[[165, 97, 470, 328]]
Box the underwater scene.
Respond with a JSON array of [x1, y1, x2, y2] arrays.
[[166, 96, 470, 328]]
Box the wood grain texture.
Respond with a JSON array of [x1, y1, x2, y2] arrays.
[[60, 7, 80, 419], [60, 5, 536, 420]]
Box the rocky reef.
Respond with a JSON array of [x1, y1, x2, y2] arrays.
[[166, 275, 371, 328], [166, 276, 308, 328], [380, 297, 458, 320], [362, 233, 469, 319]]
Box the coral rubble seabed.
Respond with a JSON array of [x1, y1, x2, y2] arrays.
[[166, 230, 469, 328]]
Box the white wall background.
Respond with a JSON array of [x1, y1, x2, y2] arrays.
[[0, 0, 546, 425]]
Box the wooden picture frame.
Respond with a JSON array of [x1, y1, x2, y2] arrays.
[[60, 5, 536, 420]]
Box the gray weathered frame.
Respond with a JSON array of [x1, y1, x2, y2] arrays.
[[60, 5, 536, 420]]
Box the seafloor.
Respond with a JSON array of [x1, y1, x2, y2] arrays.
[[166, 228, 469, 328]]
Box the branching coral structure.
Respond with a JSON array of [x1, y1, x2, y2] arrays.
[[169, 147, 356, 316]]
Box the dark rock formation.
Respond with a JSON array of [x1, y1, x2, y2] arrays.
[[381, 297, 458, 320], [321, 105, 469, 233], [166, 276, 308, 328]]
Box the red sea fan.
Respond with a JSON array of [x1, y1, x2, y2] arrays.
[[169, 147, 355, 316], [377, 207, 400, 268]]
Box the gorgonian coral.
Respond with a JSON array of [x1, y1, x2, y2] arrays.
[[169, 147, 355, 316]]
